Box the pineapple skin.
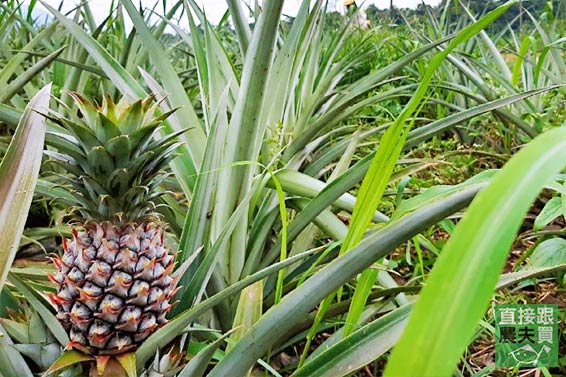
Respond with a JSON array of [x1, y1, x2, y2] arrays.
[[49, 222, 178, 355]]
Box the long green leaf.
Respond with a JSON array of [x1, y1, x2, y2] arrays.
[[177, 330, 234, 377], [0, 23, 56, 88], [0, 47, 65, 104], [0, 84, 50, 292], [497, 264, 566, 290], [225, 0, 251, 55], [213, 0, 285, 285], [0, 324, 34, 377], [120, 0, 205, 166], [269, 169, 388, 222], [385, 126, 566, 375], [0, 104, 23, 129], [291, 261, 566, 377], [135, 247, 321, 370], [293, 304, 412, 377], [406, 85, 562, 147], [342, 0, 518, 337], [173, 85, 230, 304], [207, 183, 483, 376], [260, 82, 541, 270], [40, 2, 145, 99], [9, 273, 69, 346]]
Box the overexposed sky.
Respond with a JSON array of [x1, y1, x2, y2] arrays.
[[33, 0, 441, 24]]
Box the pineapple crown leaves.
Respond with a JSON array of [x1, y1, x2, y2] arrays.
[[44, 93, 184, 224]]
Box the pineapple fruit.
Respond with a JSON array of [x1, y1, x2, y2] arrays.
[[46, 93, 183, 356]]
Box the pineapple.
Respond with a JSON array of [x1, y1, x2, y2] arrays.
[[45, 93, 183, 356]]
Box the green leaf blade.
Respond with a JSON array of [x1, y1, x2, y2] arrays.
[[0, 84, 51, 292], [385, 126, 566, 376]]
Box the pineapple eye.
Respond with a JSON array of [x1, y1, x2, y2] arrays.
[[138, 313, 157, 332], [135, 256, 153, 272], [100, 294, 122, 311], [82, 282, 102, 297], [89, 320, 112, 337], [129, 280, 150, 296], [70, 302, 90, 320], [148, 287, 164, 304], [120, 306, 142, 322], [95, 261, 111, 275], [107, 333, 133, 351], [109, 271, 132, 286], [67, 267, 85, 283], [58, 285, 77, 301]]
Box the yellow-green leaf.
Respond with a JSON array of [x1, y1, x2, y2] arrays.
[[115, 353, 136, 377], [43, 350, 93, 376]]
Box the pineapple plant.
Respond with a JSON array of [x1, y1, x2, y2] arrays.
[[44, 93, 185, 365], [1, 306, 63, 371]]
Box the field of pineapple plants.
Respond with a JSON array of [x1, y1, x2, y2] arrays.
[[1, 0, 566, 375]]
